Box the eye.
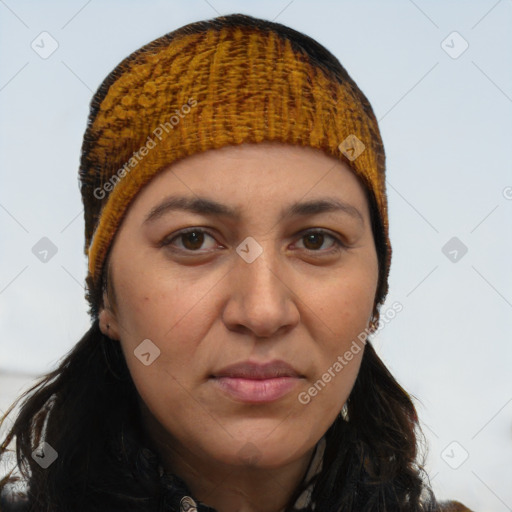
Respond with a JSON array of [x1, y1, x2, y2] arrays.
[[160, 228, 346, 255], [160, 228, 220, 252], [294, 229, 346, 253]]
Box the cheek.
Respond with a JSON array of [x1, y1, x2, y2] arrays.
[[114, 260, 223, 400], [305, 263, 376, 341], [117, 279, 213, 428], [297, 264, 375, 410], [114, 258, 217, 343]]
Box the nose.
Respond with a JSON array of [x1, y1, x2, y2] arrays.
[[221, 243, 300, 338]]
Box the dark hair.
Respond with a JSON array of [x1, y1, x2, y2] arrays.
[[1, 13, 439, 512], [0, 322, 437, 512]]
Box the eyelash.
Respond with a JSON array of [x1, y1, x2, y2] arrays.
[[160, 227, 347, 255]]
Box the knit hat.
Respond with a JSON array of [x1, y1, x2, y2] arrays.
[[79, 13, 391, 323]]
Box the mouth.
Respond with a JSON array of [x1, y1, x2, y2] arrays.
[[209, 359, 304, 403], [210, 376, 302, 403]]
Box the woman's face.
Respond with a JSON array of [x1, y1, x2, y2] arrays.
[[100, 141, 378, 470]]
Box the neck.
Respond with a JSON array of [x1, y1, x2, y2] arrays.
[[139, 403, 318, 512], [165, 446, 313, 512]]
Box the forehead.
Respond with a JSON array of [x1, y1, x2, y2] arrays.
[[146, 142, 364, 194], [123, 142, 371, 224]]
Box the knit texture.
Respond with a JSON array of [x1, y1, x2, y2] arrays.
[[79, 14, 390, 318]]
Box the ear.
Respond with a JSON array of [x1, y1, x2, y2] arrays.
[[99, 291, 120, 340]]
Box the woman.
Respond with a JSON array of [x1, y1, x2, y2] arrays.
[[0, 13, 472, 512]]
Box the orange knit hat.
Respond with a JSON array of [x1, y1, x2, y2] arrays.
[[79, 13, 391, 322]]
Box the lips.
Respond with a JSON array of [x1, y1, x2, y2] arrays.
[[211, 360, 302, 380], [210, 360, 304, 403]]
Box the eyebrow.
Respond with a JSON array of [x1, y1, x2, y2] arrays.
[[143, 195, 364, 226]]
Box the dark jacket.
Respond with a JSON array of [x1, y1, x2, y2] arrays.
[[0, 485, 475, 512], [0, 438, 473, 512]]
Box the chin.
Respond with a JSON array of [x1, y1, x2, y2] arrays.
[[220, 436, 305, 469]]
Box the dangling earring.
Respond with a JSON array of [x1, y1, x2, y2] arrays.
[[341, 403, 349, 422], [369, 312, 380, 335]]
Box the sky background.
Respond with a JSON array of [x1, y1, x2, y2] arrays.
[[1, 1, 511, 510]]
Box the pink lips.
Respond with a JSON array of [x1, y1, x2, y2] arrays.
[[211, 360, 303, 403]]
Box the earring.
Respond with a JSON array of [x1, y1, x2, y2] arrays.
[[369, 313, 380, 334], [107, 324, 110, 330], [341, 403, 349, 422]]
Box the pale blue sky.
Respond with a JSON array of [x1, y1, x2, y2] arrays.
[[1, 1, 511, 509]]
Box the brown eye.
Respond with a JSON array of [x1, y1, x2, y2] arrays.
[[181, 231, 205, 250], [161, 228, 218, 252], [303, 232, 325, 250], [296, 229, 345, 253]]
